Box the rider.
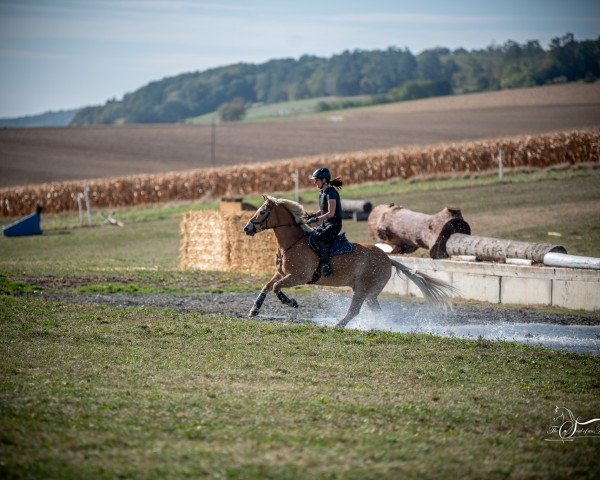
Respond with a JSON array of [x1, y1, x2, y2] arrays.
[[306, 167, 344, 277]]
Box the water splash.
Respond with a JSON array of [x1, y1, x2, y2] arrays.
[[309, 293, 600, 355]]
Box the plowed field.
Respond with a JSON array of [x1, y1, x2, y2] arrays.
[[1, 83, 599, 188]]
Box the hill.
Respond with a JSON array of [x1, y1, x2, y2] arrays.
[[1, 83, 599, 188], [0, 109, 80, 128], [70, 34, 600, 126]]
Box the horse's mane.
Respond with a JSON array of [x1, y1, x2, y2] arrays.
[[266, 195, 313, 232]]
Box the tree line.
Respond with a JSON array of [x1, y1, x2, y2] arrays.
[[71, 34, 599, 126]]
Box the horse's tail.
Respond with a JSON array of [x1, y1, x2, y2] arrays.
[[390, 258, 456, 309]]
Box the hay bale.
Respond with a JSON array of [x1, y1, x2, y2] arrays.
[[180, 211, 278, 274]]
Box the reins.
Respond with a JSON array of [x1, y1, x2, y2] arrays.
[[251, 205, 307, 254]]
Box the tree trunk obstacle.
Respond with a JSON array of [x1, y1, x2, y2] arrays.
[[368, 204, 567, 262], [446, 234, 566, 263], [340, 199, 372, 221], [368, 204, 471, 258]]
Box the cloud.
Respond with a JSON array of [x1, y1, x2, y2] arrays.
[[323, 12, 518, 25]]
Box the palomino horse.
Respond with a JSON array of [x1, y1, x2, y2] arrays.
[[243, 195, 454, 327]]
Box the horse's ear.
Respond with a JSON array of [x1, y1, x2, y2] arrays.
[[262, 194, 268, 201]]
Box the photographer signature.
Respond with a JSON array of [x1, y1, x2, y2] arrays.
[[546, 406, 600, 442]]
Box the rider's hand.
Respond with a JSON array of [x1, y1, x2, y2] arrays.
[[306, 215, 318, 224]]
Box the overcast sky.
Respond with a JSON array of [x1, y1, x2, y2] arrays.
[[0, 0, 598, 118]]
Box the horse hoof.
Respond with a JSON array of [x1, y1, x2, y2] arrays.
[[336, 319, 349, 328], [249, 309, 259, 318], [290, 299, 298, 308]]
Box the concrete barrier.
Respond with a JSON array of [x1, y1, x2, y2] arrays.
[[384, 256, 600, 311]]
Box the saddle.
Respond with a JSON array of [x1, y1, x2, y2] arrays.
[[307, 232, 354, 284], [329, 232, 354, 257]]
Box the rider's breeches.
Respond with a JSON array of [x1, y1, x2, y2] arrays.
[[308, 223, 340, 264]]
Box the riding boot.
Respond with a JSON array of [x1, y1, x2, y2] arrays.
[[320, 248, 333, 277]]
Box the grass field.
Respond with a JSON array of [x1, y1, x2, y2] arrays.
[[187, 96, 352, 124], [1, 168, 599, 478], [1, 83, 599, 188], [1, 296, 598, 478], [6, 166, 598, 274]]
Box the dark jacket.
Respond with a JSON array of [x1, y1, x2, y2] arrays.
[[319, 186, 343, 229]]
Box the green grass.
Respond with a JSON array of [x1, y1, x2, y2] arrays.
[[1, 167, 598, 279], [1, 296, 598, 478], [1, 168, 599, 477], [186, 96, 369, 125]]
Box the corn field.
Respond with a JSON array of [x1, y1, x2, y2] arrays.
[[1, 129, 598, 218]]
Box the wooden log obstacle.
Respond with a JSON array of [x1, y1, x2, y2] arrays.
[[340, 199, 372, 221], [368, 204, 471, 258], [367, 204, 600, 269]]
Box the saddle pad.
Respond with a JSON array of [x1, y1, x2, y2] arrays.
[[330, 240, 354, 257]]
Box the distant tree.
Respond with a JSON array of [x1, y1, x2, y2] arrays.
[[389, 80, 452, 101], [217, 99, 247, 122], [417, 50, 444, 81], [68, 34, 600, 126]]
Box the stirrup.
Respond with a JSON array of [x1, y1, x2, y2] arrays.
[[322, 263, 334, 277]]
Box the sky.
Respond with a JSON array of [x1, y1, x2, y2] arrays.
[[0, 0, 599, 118]]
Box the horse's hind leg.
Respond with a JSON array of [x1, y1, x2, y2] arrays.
[[276, 291, 298, 308], [273, 274, 305, 309], [336, 288, 368, 328], [366, 296, 383, 315]]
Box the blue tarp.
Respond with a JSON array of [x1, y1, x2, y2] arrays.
[[3, 212, 42, 237]]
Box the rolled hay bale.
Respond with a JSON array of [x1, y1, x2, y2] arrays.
[[180, 211, 278, 274]]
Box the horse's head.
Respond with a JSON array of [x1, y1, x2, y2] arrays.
[[243, 195, 277, 236], [244, 195, 310, 236]]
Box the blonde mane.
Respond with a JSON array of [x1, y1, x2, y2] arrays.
[[266, 195, 313, 232]]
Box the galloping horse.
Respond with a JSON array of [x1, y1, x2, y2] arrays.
[[243, 195, 454, 327]]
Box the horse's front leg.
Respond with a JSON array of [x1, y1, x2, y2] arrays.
[[249, 272, 282, 317], [273, 274, 305, 309]]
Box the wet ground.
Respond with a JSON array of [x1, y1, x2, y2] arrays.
[[40, 290, 600, 355]]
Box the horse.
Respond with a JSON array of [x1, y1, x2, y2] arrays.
[[243, 195, 454, 327]]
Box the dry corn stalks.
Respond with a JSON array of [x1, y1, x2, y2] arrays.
[[2, 129, 598, 218]]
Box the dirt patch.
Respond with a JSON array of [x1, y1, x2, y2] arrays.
[[34, 290, 600, 326], [1, 84, 599, 188], [21, 274, 136, 289]]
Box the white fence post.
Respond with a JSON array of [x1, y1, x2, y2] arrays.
[[77, 193, 84, 225], [498, 149, 504, 182], [83, 186, 93, 226]]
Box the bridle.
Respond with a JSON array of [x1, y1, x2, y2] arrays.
[[250, 202, 306, 254], [249, 203, 298, 231]]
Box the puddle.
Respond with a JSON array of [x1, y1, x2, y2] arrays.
[[310, 295, 600, 355]]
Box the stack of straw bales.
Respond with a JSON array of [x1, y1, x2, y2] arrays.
[[180, 211, 278, 274], [2, 129, 598, 218]]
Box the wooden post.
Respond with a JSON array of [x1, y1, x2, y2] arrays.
[[368, 204, 471, 258], [210, 119, 216, 167], [498, 149, 504, 182], [294, 170, 300, 202]]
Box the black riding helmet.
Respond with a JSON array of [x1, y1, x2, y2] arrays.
[[310, 167, 331, 182]]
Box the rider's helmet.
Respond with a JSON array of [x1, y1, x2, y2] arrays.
[[310, 167, 331, 182]]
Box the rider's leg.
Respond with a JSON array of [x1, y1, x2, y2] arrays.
[[316, 225, 338, 276], [308, 230, 332, 275]]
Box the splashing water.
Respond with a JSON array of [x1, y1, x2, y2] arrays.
[[309, 293, 600, 355]]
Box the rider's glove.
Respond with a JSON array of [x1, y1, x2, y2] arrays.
[[306, 215, 318, 224]]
